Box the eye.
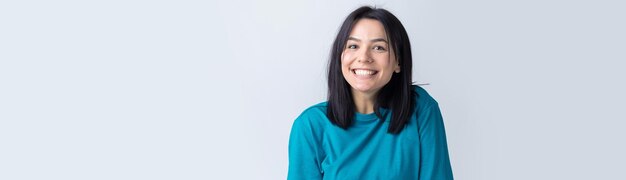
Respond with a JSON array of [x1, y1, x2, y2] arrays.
[[373, 46, 386, 51], [347, 44, 358, 49]]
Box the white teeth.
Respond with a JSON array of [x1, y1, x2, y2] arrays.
[[354, 69, 375, 75]]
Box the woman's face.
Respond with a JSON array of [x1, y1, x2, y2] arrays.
[[341, 19, 400, 96]]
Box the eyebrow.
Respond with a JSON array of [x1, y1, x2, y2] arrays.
[[348, 36, 388, 43]]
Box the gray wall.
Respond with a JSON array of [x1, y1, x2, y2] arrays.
[[1, 0, 624, 179]]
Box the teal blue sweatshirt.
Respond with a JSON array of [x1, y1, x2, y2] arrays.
[[288, 86, 453, 179]]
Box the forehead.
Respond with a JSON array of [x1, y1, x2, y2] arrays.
[[349, 18, 387, 39]]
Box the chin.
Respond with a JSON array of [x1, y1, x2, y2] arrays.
[[351, 84, 381, 94]]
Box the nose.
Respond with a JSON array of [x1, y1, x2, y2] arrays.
[[356, 48, 373, 63]]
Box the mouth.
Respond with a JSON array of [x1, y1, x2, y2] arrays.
[[351, 68, 378, 77]]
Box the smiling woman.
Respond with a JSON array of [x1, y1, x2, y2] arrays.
[[342, 19, 400, 102], [288, 6, 453, 179]]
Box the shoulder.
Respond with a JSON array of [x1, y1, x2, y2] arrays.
[[413, 85, 439, 109], [292, 102, 330, 129], [299, 102, 328, 118], [411, 85, 446, 126]]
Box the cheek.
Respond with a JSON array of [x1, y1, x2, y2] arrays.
[[340, 53, 353, 67], [341, 51, 351, 61], [374, 54, 393, 68]]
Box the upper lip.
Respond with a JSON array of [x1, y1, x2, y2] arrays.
[[351, 68, 377, 71]]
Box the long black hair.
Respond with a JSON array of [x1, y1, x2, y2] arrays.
[[327, 6, 417, 134]]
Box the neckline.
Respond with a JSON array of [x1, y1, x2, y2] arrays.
[[354, 108, 389, 122], [355, 112, 378, 121]]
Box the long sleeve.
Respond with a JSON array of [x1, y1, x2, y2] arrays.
[[417, 102, 454, 180], [288, 113, 325, 180]]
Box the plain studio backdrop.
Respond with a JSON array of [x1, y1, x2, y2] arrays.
[[1, 0, 624, 179]]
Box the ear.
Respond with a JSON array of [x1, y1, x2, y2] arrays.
[[395, 64, 401, 73]]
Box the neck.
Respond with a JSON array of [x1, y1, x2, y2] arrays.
[[351, 89, 378, 114]]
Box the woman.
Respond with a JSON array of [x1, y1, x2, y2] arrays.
[[288, 6, 453, 179]]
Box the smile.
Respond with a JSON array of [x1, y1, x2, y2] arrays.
[[351, 68, 378, 76]]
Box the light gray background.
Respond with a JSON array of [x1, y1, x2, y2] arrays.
[[1, 0, 624, 179]]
